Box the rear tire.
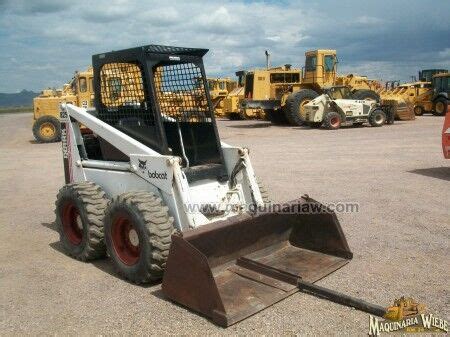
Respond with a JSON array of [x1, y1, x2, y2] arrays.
[[432, 97, 448, 116], [284, 89, 318, 126], [55, 182, 109, 261], [414, 105, 424, 116], [369, 109, 386, 127], [352, 90, 380, 102], [323, 112, 342, 130], [104, 191, 174, 283], [33, 115, 61, 143]]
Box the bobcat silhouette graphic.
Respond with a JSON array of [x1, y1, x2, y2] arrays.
[[138, 159, 147, 171]]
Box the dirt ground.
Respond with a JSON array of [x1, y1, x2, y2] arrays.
[[0, 112, 448, 335]]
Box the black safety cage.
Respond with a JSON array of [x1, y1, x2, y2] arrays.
[[91, 45, 224, 171]]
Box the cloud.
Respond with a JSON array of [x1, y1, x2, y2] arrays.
[[0, 0, 449, 92]]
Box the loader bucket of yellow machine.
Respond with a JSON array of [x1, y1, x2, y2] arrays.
[[162, 197, 353, 327]]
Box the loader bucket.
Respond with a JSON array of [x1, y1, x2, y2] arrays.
[[162, 198, 353, 327]]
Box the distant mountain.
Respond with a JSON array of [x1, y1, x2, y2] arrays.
[[0, 90, 39, 107]]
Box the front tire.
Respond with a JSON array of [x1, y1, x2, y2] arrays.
[[414, 105, 424, 116], [369, 109, 386, 127], [55, 182, 109, 261], [432, 97, 448, 116], [283, 89, 318, 126], [104, 191, 174, 283], [33, 115, 61, 143], [323, 112, 342, 130]]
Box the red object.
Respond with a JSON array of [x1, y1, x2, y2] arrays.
[[111, 212, 141, 265], [443, 107, 450, 159], [62, 201, 83, 245]]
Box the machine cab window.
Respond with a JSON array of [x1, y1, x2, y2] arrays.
[[327, 86, 351, 99], [305, 55, 317, 71], [324, 55, 335, 72], [79, 77, 87, 93]]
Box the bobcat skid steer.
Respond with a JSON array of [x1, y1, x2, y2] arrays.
[[56, 45, 386, 327], [304, 86, 394, 130]]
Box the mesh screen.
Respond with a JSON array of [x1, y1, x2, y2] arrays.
[[99, 62, 154, 126], [154, 63, 212, 122]]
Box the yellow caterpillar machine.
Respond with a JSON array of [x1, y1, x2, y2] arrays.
[[221, 70, 246, 119], [32, 67, 93, 142], [243, 49, 381, 125], [207, 77, 237, 117], [411, 71, 449, 116], [240, 64, 301, 121]]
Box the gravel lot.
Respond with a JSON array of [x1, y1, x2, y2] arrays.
[[0, 112, 448, 335]]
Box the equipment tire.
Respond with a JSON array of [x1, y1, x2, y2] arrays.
[[55, 182, 109, 261], [33, 115, 61, 143], [323, 112, 342, 130], [369, 109, 386, 127], [104, 191, 174, 283], [283, 89, 318, 126], [414, 105, 424, 116], [352, 90, 380, 102], [432, 97, 448, 116]]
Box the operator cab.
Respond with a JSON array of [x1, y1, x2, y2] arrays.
[[85, 45, 226, 182]]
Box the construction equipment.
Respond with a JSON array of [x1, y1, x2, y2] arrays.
[[55, 44, 393, 327], [303, 86, 394, 129], [207, 77, 237, 117], [385, 70, 449, 117], [221, 70, 246, 119], [32, 67, 93, 142], [383, 297, 426, 321], [240, 62, 302, 122], [443, 107, 450, 159], [243, 50, 381, 126]]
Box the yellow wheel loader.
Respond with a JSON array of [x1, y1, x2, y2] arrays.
[[243, 49, 381, 126], [32, 67, 94, 142], [56, 44, 398, 327], [207, 77, 237, 117]]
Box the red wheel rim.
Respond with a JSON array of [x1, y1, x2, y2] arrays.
[[111, 213, 140, 266], [330, 116, 340, 127], [62, 201, 83, 245]]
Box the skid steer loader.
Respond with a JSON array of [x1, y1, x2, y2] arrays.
[[55, 44, 390, 327]]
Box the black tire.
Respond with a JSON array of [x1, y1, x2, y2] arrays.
[[414, 105, 424, 116], [283, 89, 318, 126], [432, 97, 448, 116], [32, 115, 61, 143], [352, 90, 380, 102], [104, 191, 174, 283], [55, 182, 109, 261], [369, 109, 386, 127], [323, 112, 342, 130], [266, 109, 289, 125]]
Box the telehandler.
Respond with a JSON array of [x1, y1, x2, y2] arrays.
[[55, 44, 396, 327], [303, 86, 394, 129]]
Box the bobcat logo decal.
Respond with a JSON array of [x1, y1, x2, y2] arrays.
[[138, 159, 147, 171]]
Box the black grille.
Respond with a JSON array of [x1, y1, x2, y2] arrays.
[[98, 62, 154, 126], [154, 63, 212, 123]]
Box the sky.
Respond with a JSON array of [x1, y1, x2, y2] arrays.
[[0, 0, 449, 93]]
